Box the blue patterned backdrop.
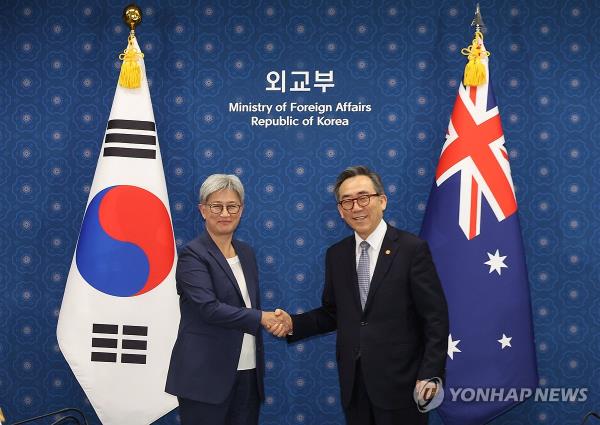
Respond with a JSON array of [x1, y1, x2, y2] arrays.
[[2, 0, 599, 424]]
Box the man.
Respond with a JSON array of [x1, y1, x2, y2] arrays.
[[279, 166, 449, 425]]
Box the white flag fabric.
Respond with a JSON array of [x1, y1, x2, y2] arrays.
[[57, 38, 180, 425]]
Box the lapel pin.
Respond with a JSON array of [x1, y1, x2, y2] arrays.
[[385, 249, 391, 255]]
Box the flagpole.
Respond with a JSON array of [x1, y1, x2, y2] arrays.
[[461, 2, 490, 86], [471, 2, 485, 32]]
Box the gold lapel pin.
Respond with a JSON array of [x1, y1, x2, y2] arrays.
[[385, 249, 391, 255]]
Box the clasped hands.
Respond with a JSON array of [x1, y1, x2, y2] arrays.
[[260, 309, 292, 337]]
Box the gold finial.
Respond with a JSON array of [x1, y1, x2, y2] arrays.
[[118, 4, 144, 88], [122, 4, 142, 31]]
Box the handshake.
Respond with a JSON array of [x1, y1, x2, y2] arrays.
[[260, 309, 292, 338]]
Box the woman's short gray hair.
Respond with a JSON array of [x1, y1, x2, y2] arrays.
[[199, 174, 245, 204]]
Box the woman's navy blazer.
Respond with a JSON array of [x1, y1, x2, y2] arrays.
[[165, 232, 264, 404]]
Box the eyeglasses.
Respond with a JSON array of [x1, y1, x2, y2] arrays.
[[338, 194, 380, 211], [205, 203, 241, 215]]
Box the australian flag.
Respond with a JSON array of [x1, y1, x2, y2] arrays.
[[420, 41, 537, 425]]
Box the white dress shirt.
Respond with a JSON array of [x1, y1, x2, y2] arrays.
[[227, 256, 256, 370], [354, 219, 387, 282]]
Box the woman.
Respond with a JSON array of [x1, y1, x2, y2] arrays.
[[165, 174, 283, 425]]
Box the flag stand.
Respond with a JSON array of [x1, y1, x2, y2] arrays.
[[9, 408, 88, 425]]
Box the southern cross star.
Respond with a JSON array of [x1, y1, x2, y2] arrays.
[[448, 334, 461, 360], [484, 249, 508, 275], [497, 333, 512, 349]]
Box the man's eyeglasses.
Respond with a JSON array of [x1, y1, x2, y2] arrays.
[[205, 203, 241, 215], [338, 194, 380, 211]]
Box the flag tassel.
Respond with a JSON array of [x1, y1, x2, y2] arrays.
[[118, 32, 144, 89], [461, 30, 490, 87]]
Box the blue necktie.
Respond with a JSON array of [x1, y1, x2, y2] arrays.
[[357, 241, 370, 309]]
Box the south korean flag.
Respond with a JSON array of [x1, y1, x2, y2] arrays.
[[57, 35, 180, 425]]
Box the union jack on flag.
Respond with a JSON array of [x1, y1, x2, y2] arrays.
[[435, 62, 517, 240], [421, 40, 537, 425]]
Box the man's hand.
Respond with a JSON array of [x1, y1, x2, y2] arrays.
[[261, 310, 292, 337], [415, 379, 438, 402], [273, 308, 293, 337]]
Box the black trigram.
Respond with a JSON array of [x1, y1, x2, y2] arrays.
[[102, 119, 157, 159], [91, 323, 148, 364]]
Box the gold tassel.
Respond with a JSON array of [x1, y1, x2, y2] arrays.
[[461, 31, 490, 87], [118, 32, 144, 89]]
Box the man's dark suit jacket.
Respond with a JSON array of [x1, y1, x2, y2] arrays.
[[289, 224, 448, 409], [165, 232, 264, 404]]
